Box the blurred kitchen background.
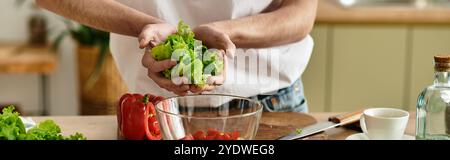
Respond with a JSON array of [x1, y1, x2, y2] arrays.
[[1, 0, 450, 116]]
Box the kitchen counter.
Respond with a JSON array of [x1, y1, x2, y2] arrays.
[[317, 0, 450, 24], [31, 112, 416, 140]]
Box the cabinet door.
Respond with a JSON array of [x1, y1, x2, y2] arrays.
[[330, 25, 408, 112], [409, 26, 450, 111], [303, 25, 329, 112]]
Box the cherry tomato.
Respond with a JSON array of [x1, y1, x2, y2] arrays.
[[223, 133, 232, 140], [207, 128, 220, 137], [180, 134, 194, 140], [205, 135, 216, 140], [193, 131, 206, 140], [229, 131, 240, 140], [191, 129, 241, 140]]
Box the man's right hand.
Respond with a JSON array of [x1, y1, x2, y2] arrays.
[[140, 23, 190, 96]]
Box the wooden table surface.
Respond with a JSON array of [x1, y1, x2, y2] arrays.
[[31, 112, 416, 140], [0, 43, 57, 74], [317, 0, 450, 24]]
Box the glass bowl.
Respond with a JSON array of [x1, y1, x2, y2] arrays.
[[155, 94, 263, 140]]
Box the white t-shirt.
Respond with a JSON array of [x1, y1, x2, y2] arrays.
[[110, 0, 314, 98]]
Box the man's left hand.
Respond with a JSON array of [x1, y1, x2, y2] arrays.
[[191, 24, 236, 93]]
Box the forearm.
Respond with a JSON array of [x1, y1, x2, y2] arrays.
[[212, 0, 317, 48], [36, 0, 163, 37]]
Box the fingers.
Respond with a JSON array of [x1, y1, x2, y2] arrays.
[[139, 35, 160, 49], [189, 84, 216, 93], [142, 53, 177, 72], [206, 75, 225, 85], [147, 70, 190, 95], [139, 23, 177, 49], [220, 33, 236, 58], [173, 84, 190, 96], [171, 76, 189, 85], [151, 59, 177, 73], [189, 85, 203, 94], [139, 37, 158, 49], [201, 85, 215, 91], [206, 51, 226, 85], [139, 30, 156, 49], [143, 52, 188, 96], [188, 75, 223, 93], [189, 49, 227, 93]]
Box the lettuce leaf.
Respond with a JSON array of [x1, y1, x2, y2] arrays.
[[0, 106, 26, 140], [0, 106, 86, 140], [149, 20, 224, 86], [151, 42, 172, 61]]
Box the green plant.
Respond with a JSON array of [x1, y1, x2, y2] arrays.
[[53, 20, 110, 90]]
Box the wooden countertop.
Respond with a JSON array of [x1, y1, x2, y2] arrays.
[[317, 0, 450, 24], [31, 112, 416, 140], [0, 43, 57, 74]]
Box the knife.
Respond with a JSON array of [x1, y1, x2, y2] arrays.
[[278, 110, 364, 140]]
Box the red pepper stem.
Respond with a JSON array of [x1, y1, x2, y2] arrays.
[[142, 95, 150, 104]]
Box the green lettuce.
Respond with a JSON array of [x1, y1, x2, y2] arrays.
[[0, 106, 86, 140], [150, 20, 224, 86], [0, 106, 26, 140]]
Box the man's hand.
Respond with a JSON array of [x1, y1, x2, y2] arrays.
[[140, 23, 190, 96], [139, 23, 177, 49], [190, 24, 236, 93]]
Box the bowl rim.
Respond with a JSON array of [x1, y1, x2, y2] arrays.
[[154, 94, 263, 119]]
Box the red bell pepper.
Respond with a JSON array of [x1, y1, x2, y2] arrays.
[[144, 102, 162, 140], [118, 93, 164, 140]]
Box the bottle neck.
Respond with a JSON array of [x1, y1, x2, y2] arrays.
[[434, 71, 450, 85]]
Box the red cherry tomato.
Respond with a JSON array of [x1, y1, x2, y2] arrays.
[[223, 133, 232, 140], [193, 131, 206, 140], [205, 135, 215, 140], [215, 133, 226, 140], [230, 131, 240, 140], [190, 129, 241, 140], [180, 134, 194, 140], [207, 128, 220, 137]]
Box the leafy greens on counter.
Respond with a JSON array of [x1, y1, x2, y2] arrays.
[[0, 106, 86, 140]]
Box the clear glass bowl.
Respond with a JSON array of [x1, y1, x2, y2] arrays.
[[155, 94, 263, 140]]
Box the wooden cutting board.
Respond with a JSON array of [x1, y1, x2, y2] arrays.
[[256, 112, 317, 140]]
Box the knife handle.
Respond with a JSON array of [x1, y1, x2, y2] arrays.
[[328, 109, 364, 126]]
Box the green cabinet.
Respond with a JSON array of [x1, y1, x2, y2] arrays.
[[330, 25, 408, 112], [409, 27, 450, 111], [304, 24, 450, 112], [303, 25, 329, 112]]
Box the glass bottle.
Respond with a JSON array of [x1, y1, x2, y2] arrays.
[[416, 55, 450, 140]]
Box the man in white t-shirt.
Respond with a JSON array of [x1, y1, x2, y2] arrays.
[[37, 0, 317, 112]]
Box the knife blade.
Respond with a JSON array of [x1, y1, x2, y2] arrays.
[[278, 110, 364, 140]]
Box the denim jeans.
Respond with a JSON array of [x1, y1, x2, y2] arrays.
[[250, 78, 308, 113]]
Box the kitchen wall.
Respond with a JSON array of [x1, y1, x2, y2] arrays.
[[304, 24, 450, 112], [0, 0, 78, 115], [302, 0, 450, 112]]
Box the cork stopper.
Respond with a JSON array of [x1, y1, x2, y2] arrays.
[[434, 55, 450, 72]]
